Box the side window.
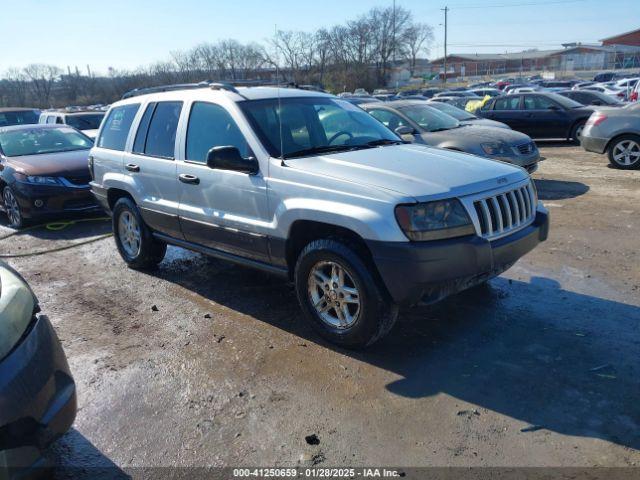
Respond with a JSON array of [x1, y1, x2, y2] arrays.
[[185, 102, 250, 163], [368, 109, 409, 130], [132, 103, 156, 154], [56, 116, 64, 124], [46, 116, 56, 124], [524, 96, 557, 110], [97, 104, 140, 151], [143, 101, 183, 159], [494, 96, 521, 110]]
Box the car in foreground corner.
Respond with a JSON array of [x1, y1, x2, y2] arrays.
[[0, 261, 76, 477], [362, 100, 540, 172], [581, 103, 640, 169], [0, 124, 101, 228]]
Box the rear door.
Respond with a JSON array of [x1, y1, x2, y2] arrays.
[[485, 96, 525, 132], [176, 101, 270, 262], [126, 101, 183, 238]]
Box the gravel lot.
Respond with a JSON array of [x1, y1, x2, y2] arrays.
[[2, 144, 639, 476]]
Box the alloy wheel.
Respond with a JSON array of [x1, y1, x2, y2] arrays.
[[307, 260, 361, 329], [118, 210, 142, 257], [612, 140, 640, 167], [3, 188, 21, 227]]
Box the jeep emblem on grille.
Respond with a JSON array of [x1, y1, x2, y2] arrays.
[[497, 177, 508, 184]]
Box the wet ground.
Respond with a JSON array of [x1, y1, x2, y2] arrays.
[[1, 143, 639, 475]]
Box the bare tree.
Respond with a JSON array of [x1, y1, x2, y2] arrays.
[[22, 64, 61, 107], [403, 23, 434, 77]]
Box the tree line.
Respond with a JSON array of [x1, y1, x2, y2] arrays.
[[0, 5, 433, 108]]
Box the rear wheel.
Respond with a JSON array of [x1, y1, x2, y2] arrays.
[[2, 186, 24, 229], [607, 135, 640, 170], [112, 197, 166, 269], [570, 121, 586, 145], [294, 239, 398, 349]]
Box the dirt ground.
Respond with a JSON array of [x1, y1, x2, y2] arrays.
[[2, 143, 639, 476]]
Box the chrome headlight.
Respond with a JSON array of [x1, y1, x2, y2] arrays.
[[395, 199, 475, 241], [481, 142, 510, 156], [25, 176, 63, 185], [0, 264, 37, 359]]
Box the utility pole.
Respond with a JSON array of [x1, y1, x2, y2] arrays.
[[392, 0, 397, 88], [441, 6, 449, 84]]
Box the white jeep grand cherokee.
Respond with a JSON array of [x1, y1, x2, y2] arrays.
[[90, 83, 549, 348]]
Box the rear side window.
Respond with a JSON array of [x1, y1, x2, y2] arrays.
[[143, 101, 182, 159], [97, 104, 140, 151], [524, 96, 557, 110], [493, 97, 521, 110], [132, 103, 156, 154], [186, 102, 250, 162]]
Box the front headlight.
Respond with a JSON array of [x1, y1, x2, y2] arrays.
[[25, 176, 63, 185], [481, 142, 510, 156], [0, 264, 37, 360], [395, 199, 475, 241]]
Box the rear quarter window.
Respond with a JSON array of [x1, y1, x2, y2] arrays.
[[97, 104, 140, 151]]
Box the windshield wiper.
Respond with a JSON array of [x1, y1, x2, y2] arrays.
[[284, 144, 363, 159], [364, 139, 406, 146]]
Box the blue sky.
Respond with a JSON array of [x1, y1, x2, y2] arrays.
[[4, 0, 638, 74]]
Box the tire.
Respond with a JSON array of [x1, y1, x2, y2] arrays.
[[570, 121, 586, 145], [607, 134, 640, 170], [294, 239, 398, 349], [2, 186, 25, 229], [112, 197, 166, 269]]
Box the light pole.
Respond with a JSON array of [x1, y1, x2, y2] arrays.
[[441, 6, 449, 84]]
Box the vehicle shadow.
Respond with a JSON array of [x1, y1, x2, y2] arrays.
[[153, 250, 640, 452], [533, 178, 590, 200], [45, 429, 129, 479], [0, 214, 111, 242]]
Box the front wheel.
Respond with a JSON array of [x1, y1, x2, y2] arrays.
[[294, 239, 398, 349], [607, 135, 640, 170], [2, 186, 24, 229], [112, 197, 166, 269]]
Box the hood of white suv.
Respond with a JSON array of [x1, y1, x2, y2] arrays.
[[285, 143, 528, 201]]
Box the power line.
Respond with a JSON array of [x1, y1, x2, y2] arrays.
[[446, 0, 586, 9]]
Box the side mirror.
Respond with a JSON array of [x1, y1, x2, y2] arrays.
[[547, 104, 560, 111], [206, 146, 258, 174], [395, 126, 415, 136]]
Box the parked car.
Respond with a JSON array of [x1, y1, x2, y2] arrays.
[[344, 96, 383, 105], [373, 94, 400, 102], [428, 96, 473, 110], [90, 84, 548, 348], [0, 261, 77, 477], [434, 91, 480, 98], [0, 108, 40, 127], [362, 100, 539, 172], [507, 87, 541, 95], [0, 124, 100, 228], [420, 88, 442, 98], [39, 110, 105, 139], [581, 103, 640, 169], [557, 89, 625, 107], [353, 88, 369, 96], [478, 92, 593, 143], [468, 88, 502, 97], [582, 84, 627, 101], [593, 72, 617, 83], [630, 81, 640, 102], [571, 81, 596, 90], [426, 101, 511, 129]]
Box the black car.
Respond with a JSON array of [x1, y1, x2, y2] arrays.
[[557, 89, 625, 107], [0, 261, 77, 476], [593, 71, 617, 82], [478, 92, 593, 143]]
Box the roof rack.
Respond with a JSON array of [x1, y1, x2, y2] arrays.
[[121, 81, 241, 99]]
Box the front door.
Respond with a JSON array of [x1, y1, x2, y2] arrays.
[[522, 95, 568, 139], [176, 101, 270, 262]]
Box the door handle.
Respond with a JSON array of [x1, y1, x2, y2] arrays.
[[179, 174, 200, 185], [125, 163, 140, 172]]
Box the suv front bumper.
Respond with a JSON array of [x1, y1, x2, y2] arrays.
[[367, 206, 549, 306]]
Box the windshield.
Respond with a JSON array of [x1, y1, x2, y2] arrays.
[[65, 113, 105, 130], [0, 127, 93, 157], [0, 110, 40, 127], [427, 102, 476, 121], [399, 104, 460, 132], [239, 97, 401, 159]]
